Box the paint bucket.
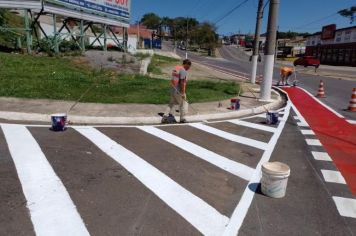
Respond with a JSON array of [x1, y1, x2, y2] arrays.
[[261, 162, 290, 198], [230, 98, 240, 110], [266, 111, 279, 125], [51, 113, 67, 131]]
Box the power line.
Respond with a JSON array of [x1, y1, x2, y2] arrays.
[[291, 12, 339, 30], [213, 0, 251, 25]]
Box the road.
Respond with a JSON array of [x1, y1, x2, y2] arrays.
[[1, 106, 356, 235], [173, 44, 356, 121], [1, 43, 356, 236]]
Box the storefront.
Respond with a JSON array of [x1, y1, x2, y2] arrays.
[[305, 25, 356, 66]]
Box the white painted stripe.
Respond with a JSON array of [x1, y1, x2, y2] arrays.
[[293, 115, 299, 120], [291, 103, 309, 125], [311, 151, 332, 161], [297, 122, 309, 127], [189, 123, 269, 151], [347, 120, 356, 125], [333, 197, 356, 218], [306, 139, 322, 146], [299, 87, 345, 119], [301, 129, 315, 135], [75, 127, 229, 235], [138, 126, 254, 181], [321, 170, 346, 184], [228, 119, 277, 133], [1, 124, 89, 236], [223, 102, 292, 236]]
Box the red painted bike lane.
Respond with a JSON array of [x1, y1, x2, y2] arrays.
[[283, 87, 356, 195]]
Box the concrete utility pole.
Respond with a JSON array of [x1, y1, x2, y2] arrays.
[[250, 0, 264, 84], [185, 17, 188, 59], [261, 0, 279, 101]]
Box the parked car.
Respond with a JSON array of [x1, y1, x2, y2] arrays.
[[293, 56, 320, 68]]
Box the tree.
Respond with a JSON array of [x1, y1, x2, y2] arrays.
[[338, 6, 356, 24], [0, 9, 7, 26], [191, 22, 218, 55], [140, 13, 161, 30]]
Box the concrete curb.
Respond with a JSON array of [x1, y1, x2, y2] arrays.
[[0, 90, 285, 125]]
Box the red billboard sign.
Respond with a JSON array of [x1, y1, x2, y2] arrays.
[[321, 24, 336, 40]]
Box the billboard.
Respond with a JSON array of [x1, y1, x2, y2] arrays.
[[321, 24, 336, 40], [0, 0, 42, 9], [45, 0, 131, 22]]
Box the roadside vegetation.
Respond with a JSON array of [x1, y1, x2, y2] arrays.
[[147, 54, 180, 75], [0, 52, 240, 104]]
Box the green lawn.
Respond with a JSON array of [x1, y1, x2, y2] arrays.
[[147, 54, 180, 75], [0, 52, 240, 104]]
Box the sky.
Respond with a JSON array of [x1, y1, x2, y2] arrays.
[[130, 0, 356, 35]]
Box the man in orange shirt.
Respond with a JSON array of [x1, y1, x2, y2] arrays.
[[278, 66, 294, 86], [163, 59, 191, 123]]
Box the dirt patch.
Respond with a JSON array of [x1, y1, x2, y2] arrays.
[[84, 51, 141, 74]]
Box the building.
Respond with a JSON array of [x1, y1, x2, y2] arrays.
[[277, 36, 306, 57], [305, 24, 356, 66]]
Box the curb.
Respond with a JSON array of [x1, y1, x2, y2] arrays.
[[0, 90, 285, 125]]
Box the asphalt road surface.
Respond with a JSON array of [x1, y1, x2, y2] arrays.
[[1, 104, 356, 235]]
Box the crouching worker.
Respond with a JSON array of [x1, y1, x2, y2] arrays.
[[278, 66, 294, 86], [162, 59, 191, 124]]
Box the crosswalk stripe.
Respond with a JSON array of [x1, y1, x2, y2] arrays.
[[321, 170, 346, 184], [228, 119, 277, 133], [306, 139, 322, 146], [1, 124, 89, 236], [301, 129, 315, 135], [189, 123, 269, 151], [138, 126, 254, 181], [74, 127, 229, 236], [311, 151, 332, 161], [223, 102, 292, 235], [297, 122, 309, 127], [333, 197, 356, 218]]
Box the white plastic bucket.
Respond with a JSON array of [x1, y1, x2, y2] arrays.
[[261, 162, 290, 198]]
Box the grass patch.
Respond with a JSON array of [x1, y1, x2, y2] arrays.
[[0, 52, 240, 104], [147, 54, 180, 75]]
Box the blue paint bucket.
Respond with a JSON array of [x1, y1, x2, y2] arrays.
[[51, 113, 67, 131], [230, 98, 240, 110], [235, 99, 240, 110], [266, 111, 279, 125]]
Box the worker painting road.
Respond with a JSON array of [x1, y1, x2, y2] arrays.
[[1, 94, 356, 235]]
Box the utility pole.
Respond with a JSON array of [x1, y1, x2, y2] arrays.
[[260, 0, 279, 101], [250, 0, 264, 84], [137, 20, 140, 49], [185, 16, 188, 59]]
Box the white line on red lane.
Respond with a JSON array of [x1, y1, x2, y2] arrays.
[[347, 120, 356, 125], [138, 126, 254, 181], [74, 127, 229, 236], [299, 87, 345, 119], [1, 124, 90, 236], [189, 123, 269, 151]]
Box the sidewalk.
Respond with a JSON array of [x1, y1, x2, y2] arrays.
[[0, 87, 283, 125]]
